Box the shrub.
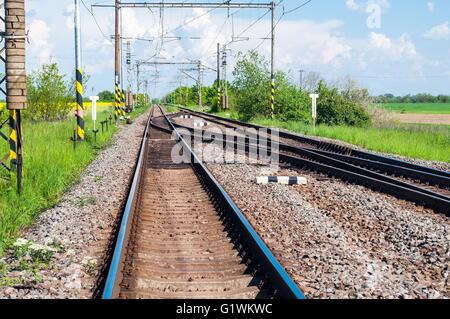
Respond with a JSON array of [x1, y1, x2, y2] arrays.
[[317, 81, 371, 127], [25, 63, 73, 122]]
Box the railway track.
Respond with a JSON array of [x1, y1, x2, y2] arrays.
[[101, 106, 304, 299], [168, 107, 450, 216]]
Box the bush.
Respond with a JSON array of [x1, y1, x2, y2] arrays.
[[317, 81, 371, 127], [98, 90, 115, 102], [25, 63, 73, 121], [232, 51, 271, 121]]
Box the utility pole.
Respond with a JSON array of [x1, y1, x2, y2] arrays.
[[136, 61, 140, 104], [270, 0, 275, 119], [1, 0, 27, 193], [222, 44, 229, 109], [125, 40, 132, 109], [114, 0, 122, 120], [216, 43, 220, 110], [74, 0, 84, 141], [197, 60, 202, 109], [299, 69, 305, 90]]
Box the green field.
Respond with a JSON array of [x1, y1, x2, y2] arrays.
[[255, 119, 450, 163], [0, 106, 149, 253], [381, 103, 450, 114]]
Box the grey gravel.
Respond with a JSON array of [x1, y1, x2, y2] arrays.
[[0, 111, 149, 299], [199, 143, 450, 299]]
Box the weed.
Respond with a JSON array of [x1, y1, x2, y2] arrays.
[[73, 196, 97, 208], [81, 256, 97, 276]]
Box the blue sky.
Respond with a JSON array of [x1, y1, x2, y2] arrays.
[[21, 0, 450, 97]]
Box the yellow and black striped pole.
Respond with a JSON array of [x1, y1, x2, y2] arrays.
[[74, 0, 84, 140], [114, 83, 121, 120], [121, 89, 126, 116], [9, 110, 17, 167], [271, 77, 275, 119], [76, 68, 85, 140], [9, 109, 23, 193]]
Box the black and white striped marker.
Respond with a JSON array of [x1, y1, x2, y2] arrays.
[[256, 176, 307, 185], [194, 121, 209, 127], [180, 115, 193, 119]]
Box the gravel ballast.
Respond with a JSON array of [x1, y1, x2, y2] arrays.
[[0, 111, 149, 299], [198, 143, 450, 299]]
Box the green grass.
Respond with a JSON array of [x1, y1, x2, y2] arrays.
[[254, 119, 450, 163], [0, 105, 150, 253], [380, 103, 450, 114]]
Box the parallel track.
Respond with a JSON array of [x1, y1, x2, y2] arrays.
[[168, 107, 450, 216], [101, 107, 304, 299]]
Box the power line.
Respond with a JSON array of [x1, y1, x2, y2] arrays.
[[81, 0, 113, 45]]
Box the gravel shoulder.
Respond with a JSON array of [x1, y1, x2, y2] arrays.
[[199, 144, 450, 299], [0, 111, 149, 299]]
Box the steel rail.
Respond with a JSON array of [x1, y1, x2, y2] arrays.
[[101, 107, 305, 299], [167, 118, 450, 216], [178, 107, 450, 180], [158, 106, 305, 299], [102, 114, 151, 299]]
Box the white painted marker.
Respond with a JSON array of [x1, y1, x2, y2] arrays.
[[309, 93, 319, 129], [90, 96, 99, 132]]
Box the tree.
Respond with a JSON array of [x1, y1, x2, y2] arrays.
[[232, 50, 271, 121], [26, 63, 73, 121], [98, 90, 115, 101]]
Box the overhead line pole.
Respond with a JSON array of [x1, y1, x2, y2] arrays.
[[216, 43, 220, 110], [270, 0, 275, 119], [1, 0, 27, 193], [114, 0, 122, 121], [74, 0, 85, 141]]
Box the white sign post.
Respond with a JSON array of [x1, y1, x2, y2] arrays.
[[309, 94, 319, 130], [90, 96, 99, 140]]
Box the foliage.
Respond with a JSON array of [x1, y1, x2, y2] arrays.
[[25, 63, 73, 121], [374, 93, 450, 104], [317, 80, 371, 127], [98, 90, 115, 102], [232, 50, 271, 121]]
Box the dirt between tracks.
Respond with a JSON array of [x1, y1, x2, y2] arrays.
[[0, 111, 150, 299]]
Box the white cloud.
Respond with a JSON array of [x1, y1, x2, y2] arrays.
[[28, 19, 53, 66], [346, 0, 390, 12], [424, 22, 450, 40], [346, 0, 359, 11], [368, 32, 416, 60], [427, 2, 435, 12]]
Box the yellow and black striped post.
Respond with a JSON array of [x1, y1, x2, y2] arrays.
[[9, 110, 17, 167], [114, 83, 121, 121], [9, 109, 23, 193], [271, 78, 275, 119], [217, 88, 221, 110], [76, 69, 85, 140], [121, 89, 126, 116]]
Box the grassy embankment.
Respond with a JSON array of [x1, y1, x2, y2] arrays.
[[0, 105, 150, 253], [380, 103, 450, 114]]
